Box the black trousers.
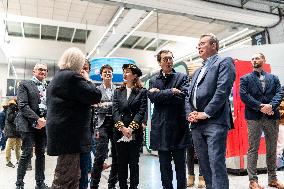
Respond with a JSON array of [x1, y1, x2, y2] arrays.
[[187, 133, 202, 176], [158, 149, 186, 189], [90, 117, 118, 189], [116, 140, 141, 189], [16, 130, 46, 186]]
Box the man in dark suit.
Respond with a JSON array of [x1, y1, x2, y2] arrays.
[[187, 34, 235, 189], [90, 64, 118, 189], [148, 50, 190, 189], [16, 63, 49, 189], [240, 53, 284, 189]]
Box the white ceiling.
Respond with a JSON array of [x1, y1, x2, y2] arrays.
[[0, 0, 282, 65], [1, 0, 118, 26]]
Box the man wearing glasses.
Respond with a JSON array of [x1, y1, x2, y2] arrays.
[[148, 50, 191, 189], [187, 34, 235, 189], [16, 63, 49, 189]]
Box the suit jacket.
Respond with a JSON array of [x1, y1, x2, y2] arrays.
[[147, 70, 191, 151], [96, 83, 117, 128], [46, 69, 102, 156], [188, 54, 236, 128], [16, 80, 42, 132], [112, 87, 147, 143], [240, 71, 283, 120]]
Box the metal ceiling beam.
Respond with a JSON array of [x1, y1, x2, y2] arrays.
[[39, 24, 42, 39], [71, 28, 76, 42], [84, 0, 279, 27], [86, 7, 125, 58], [131, 36, 144, 48], [106, 10, 154, 57], [55, 26, 59, 41], [0, 13, 101, 31], [144, 38, 157, 50], [241, 0, 250, 6], [21, 22, 25, 38]]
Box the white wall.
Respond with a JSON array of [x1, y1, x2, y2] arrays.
[[111, 48, 159, 74], [4, 37, 85, 60], [0, 63, 8, 98], [220, 43, 284, 85]]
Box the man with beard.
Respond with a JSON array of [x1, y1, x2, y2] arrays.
[[240, 53, 284, 189]]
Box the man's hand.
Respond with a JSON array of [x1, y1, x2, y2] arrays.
[[80, 69, 91, 81], [149, 88, 160, 93], [95, 131, 100, 139], [260, 104, 273, 115], [171, 88, 181, 94], [196, 112, 208, 120], [188, 111, 198, 122], [35, 117, 46, 129]]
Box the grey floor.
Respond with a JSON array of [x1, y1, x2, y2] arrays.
[[0, 149, 283, 189]]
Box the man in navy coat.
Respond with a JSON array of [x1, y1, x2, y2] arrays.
[[148, 50, 191, 189], [187, 34, 235, 189], [240, 53, 284, 189]]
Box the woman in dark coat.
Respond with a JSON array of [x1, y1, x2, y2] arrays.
[[112, 64, 147, 189], [46, 47, 102, 189]]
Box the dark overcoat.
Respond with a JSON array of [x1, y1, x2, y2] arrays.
[[147, 70, 191, 151], [46, 69, 101, 156]]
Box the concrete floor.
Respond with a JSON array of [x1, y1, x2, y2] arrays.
[[0, 149, 283, 189]]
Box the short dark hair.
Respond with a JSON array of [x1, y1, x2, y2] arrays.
[[156, 50, 173, 62], [257, 52, 266, 60], [200, 33, 219, 51], [100, 64, 113, 75], [85, 59, 91, 71]]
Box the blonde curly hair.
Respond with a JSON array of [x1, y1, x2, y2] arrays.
[[58, 47, 86, 73]]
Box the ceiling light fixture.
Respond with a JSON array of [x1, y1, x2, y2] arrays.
[[86, 7, 125, 59], [106, 10, 154, 57]]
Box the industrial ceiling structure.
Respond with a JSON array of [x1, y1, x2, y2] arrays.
[[0, 0, 283, 76]]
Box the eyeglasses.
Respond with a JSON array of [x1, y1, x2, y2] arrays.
[[38, 68, 48, 72], [162, 57, 174, 62]]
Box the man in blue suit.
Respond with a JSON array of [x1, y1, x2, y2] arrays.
[[240, 53, 284, 189], [187, 33, 235, 189]]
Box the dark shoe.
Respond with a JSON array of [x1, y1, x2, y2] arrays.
[[15, 181, 24, 189], [269, 179, 284, 189], [35, 182, 50, 189], [249, 180, 264, 189], [27, 163, 32, 171], [6, 161, 15, 168]]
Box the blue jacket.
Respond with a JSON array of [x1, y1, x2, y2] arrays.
[[148, 70, 191, 151], [240, 71, 283, 120], [188, 55, 236, 129]]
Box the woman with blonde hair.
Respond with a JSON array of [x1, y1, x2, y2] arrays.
[[112, 64, 147, 189], [46, 47, 102, 189]]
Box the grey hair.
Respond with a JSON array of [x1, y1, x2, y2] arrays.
[[200, 33, 219, 51], [33, 63, 47, 71], [58, 47, 85, 72]]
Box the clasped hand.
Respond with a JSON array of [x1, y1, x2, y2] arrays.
[[121, 127, 133, 138], [35, 117, 46, 129], [187, 111, 207, 123], [260, 104, 274, 115]]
